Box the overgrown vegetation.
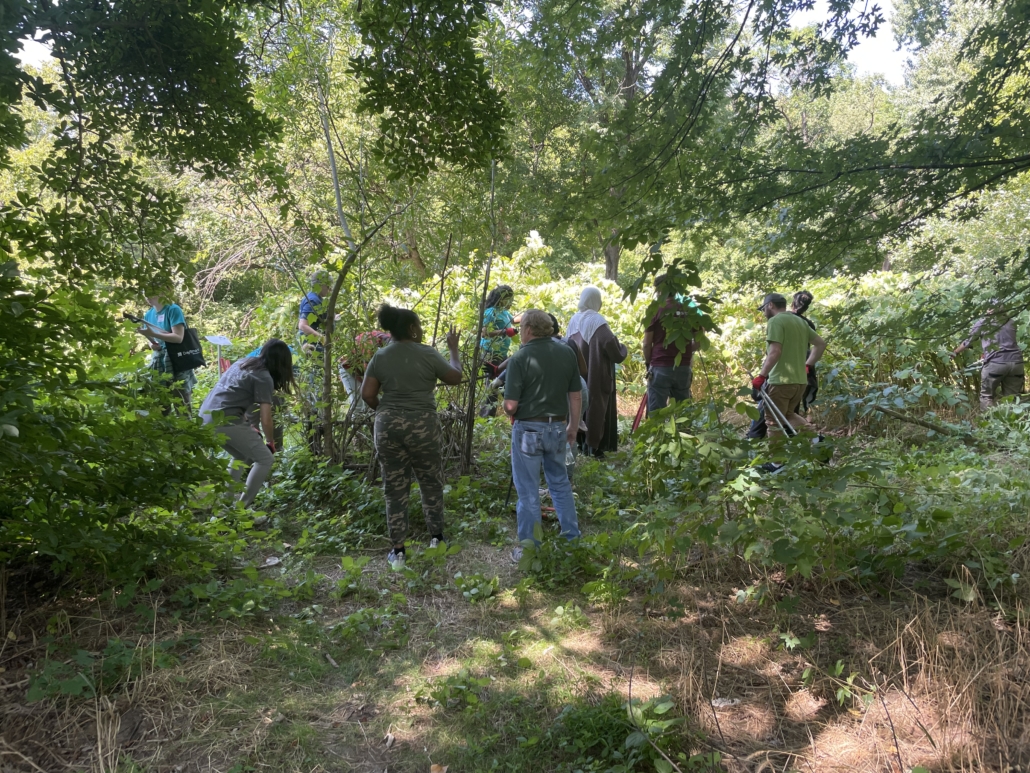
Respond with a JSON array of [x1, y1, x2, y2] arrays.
[[4, 0, 1030, 769]]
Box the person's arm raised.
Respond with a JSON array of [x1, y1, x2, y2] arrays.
[[439, 326, 463, 385]]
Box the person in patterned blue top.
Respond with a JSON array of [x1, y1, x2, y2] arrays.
[[137, 291, 197, 410], [479, 285, 519, 362], [479, 285, 521, 415]]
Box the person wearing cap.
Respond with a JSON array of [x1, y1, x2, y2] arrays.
[[503, 309, 582, 561], [953, 307, 1025, 408], [751, 293, 827, 443]]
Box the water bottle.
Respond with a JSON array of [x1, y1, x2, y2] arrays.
[[564, 442, 576, 466]]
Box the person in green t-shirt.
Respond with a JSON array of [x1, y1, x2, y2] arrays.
[[361, 304, 463, 571], [750, 293, 826, 440]]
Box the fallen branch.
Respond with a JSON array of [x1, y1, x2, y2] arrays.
[[869, 404, 976, 442]]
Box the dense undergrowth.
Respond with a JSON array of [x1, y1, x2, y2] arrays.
[[3, 406, 1029, 771]]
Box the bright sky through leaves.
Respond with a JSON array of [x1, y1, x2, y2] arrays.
[[793, 0, 908, 85]]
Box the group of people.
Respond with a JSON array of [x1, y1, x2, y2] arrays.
[[134, 272, 1025, 568]]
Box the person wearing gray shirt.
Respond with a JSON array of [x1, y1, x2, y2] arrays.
[[954, 314, 1025, 408], [200, 339, 295, 506]]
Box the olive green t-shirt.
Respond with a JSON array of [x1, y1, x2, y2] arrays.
[[504, 337, 581, 420], [767, 312, 818, 385], [365, 340, 452, 413]]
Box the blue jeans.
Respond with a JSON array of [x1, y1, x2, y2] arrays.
[[511, 420, 580, 544], [647, 366, 693, 414]]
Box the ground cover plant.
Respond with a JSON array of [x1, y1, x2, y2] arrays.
[[5, 0, 1030, 769]]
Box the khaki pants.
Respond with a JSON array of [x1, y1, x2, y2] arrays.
[[765, 384, 810, 438], [981, 361, 1025, 408]]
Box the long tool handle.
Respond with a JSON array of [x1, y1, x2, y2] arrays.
[[760, 384, 798, 437]]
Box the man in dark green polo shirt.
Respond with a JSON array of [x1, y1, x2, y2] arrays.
[[503, 309, 582, 559]]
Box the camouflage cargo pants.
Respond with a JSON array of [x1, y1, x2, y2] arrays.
[[374, 410, 445, 545]]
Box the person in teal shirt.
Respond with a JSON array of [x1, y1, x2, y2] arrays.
[[138, 292, 197, 409], [479, 285, 519, 364], [479, 285, 521, 415]]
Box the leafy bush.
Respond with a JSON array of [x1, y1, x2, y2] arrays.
[[261, 446, 385, 552]]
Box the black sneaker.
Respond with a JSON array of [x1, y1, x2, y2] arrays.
[[759, 462, 785, 474]]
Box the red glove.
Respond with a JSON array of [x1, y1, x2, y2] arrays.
[[751, 374, 767, 390], [266, 442, 277, 454], [805, 365, 811, 374], [504, 327, 517, 337]]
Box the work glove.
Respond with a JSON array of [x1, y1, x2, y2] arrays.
[[751, 374, 767, 403], [504, 327, 517, 337], [266, 442, 277, 454]]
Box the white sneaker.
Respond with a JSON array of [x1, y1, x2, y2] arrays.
[[510, 546, 523, 563], [387, 549, 405, 571], [429, 538, 441, 549]]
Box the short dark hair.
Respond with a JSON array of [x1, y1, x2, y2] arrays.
[[377, 304, 421, 340], [241, 338, 295, 391]]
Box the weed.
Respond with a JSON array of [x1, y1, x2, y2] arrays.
[[415, 668, 493, 712], [331, 555, 372, 599], [28, 637, 181, 702], [454, 571, 499, 602], [325, 597, 409, 650], [549, 602, 590, 631]]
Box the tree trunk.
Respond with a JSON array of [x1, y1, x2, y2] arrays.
[[603, 238, 620, 281]]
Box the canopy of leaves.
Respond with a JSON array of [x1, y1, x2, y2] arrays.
[[351, 0, 508, 179]]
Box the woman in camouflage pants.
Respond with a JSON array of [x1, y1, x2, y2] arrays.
[[361, 304, 463, 570]]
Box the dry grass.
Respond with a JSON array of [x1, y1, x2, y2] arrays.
[[1, 554, 1028, 773]]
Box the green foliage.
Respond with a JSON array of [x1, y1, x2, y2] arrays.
[[332, 555, 372, 599], [516, 528, 604, 589], [453, 571, 499, 603], [261, 446, 385, 552], [15, 0, 278, 174], [351, 0, 507, 178], [325, 597, 410, 649], [27, 636, 183, 702], [415, 667, 493, 712], [544, 694, 694, 773]]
